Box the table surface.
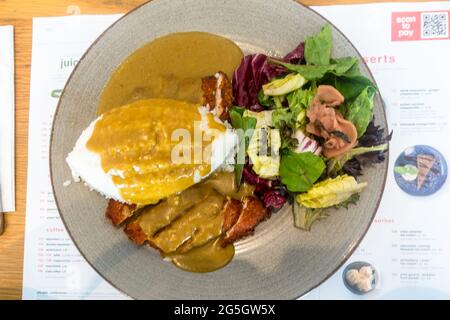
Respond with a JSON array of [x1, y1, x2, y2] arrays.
[[0, 0, 437, 300]]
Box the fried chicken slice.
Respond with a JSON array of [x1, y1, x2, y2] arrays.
[[221, 198, 243, 233], [123, 220, 147, 245], [105, 200, 138, 226], [201, 71, 233, 121], [222, 196, 269, 246], [124, 184, 217, 245], [149, 192, 225, 254]]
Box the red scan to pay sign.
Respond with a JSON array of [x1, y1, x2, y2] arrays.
[[392, 11, 450, 41]]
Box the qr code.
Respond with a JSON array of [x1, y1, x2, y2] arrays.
[[421, 12, 449, 38]]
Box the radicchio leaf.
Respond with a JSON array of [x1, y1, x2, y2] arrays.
[[232, 42, 305, 109], [242, 164, 289, 211], [262, 190, 287, 210], [282, 42, 305, 64], [242, 163, 274, 189]]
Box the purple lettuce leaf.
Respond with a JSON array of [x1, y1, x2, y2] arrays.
[[261, 190, 287, 210], [282, 42, 305, 64], [242, 163, 274, 189], [242, 164, 289, 211], [232, 42, 305, 109]]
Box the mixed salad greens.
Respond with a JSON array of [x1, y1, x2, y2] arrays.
[[230, 25, 391, 231]]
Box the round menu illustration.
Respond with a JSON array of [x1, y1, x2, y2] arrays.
[[394, 145, 447, 196], [342, 261, 378, 295]]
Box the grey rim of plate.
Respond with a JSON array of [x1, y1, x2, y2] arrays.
[[50, 0, 389, 300]]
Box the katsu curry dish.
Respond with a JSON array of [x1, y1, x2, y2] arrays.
[[66, 27, 389, 273]]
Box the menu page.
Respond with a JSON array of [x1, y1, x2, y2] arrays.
[[304, 2, 450, 299], [22, 15, 127, 299], [23, 1, 450, 299]]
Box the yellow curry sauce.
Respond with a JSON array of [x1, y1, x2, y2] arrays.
[[151, 191, 225, 253], [92, 32, 245, 272], [138, 183, 218, 238], [97, 32, 243, 115], [87, 99, 225, 205], [169, 238, 235, 273]]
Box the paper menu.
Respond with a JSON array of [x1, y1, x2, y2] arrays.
[[0, 25, 15, 212], [22, 2, 450, 300], [23, 15, 127, 299], [305, 2, 450, 299]]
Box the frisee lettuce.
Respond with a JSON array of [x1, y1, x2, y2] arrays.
[[287, 88, 314, 113]]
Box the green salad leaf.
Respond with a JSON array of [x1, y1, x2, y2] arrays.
[[271, 58, 376, 107], [331, 57, 359, 74], [268, 25, 376, 108], [322, 73, 376, 101], [270, 56, 358, 81], [272, 109, 299, 151], [272, 108, 293, 129], [293, 202, 329, 231], [230, 106, 245, 126], [287, 88, 315, 112], [272, 96, 284, 109], [340, 86, 376, 137], [280, 151, 326, 192], [297, 174, 367, 209], [334, 57, 360, 76], [258, 89, 272, 107], [270, 88, 315, 152], [305, 24, 332, 66], [270, 63, 333, 80], [272, 89, 311, 129], [271, 89, 307, 151], [230, 106, 257, 186]]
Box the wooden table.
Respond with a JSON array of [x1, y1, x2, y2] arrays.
[[0, 0, 436, 300]]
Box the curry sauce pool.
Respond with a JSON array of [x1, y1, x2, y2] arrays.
[[168, 238, 235, 273], [97, 32, 243, 115]]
